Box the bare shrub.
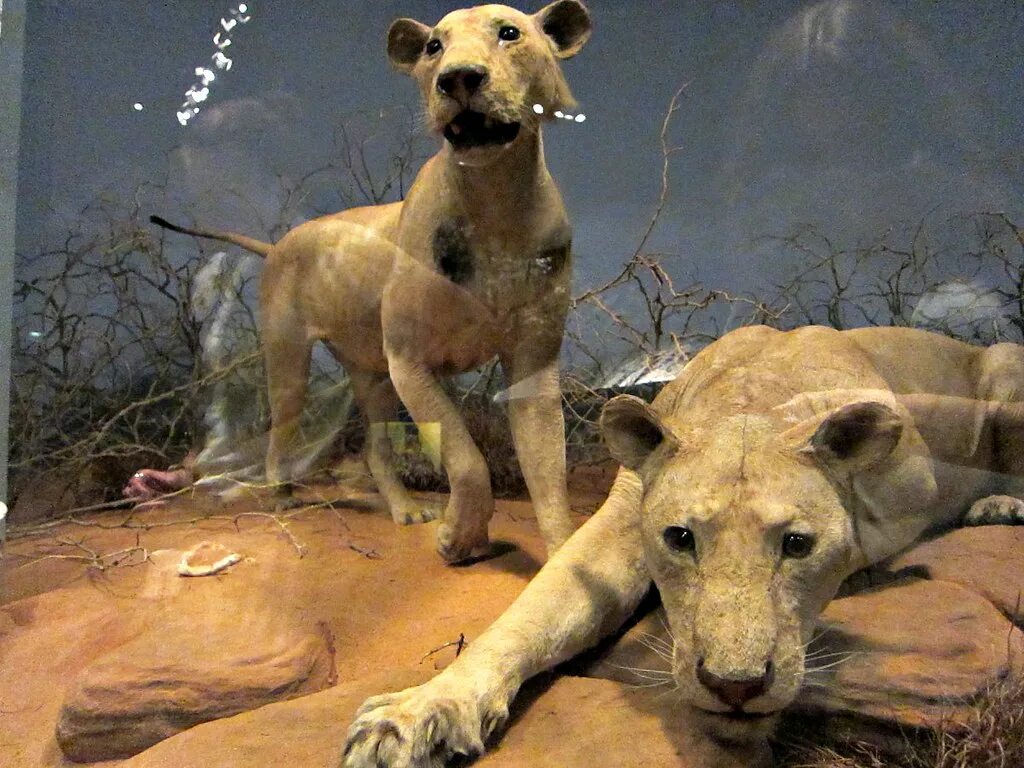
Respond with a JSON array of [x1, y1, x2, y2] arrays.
[[558, 84, 786, 471], [770, 212, 1024, 343], [10, 189, 218, 515], [8, 111, 427, 518]]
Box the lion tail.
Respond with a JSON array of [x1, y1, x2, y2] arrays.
[[149, 215, 273, 258]]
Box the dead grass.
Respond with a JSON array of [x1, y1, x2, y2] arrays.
[[778, 676, 1024, 768]]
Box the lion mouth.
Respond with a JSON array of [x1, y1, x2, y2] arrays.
[[443, 110, 521, 150], [699, 707, 779, 723]]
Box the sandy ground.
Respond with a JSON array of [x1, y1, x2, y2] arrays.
[[9, 465, 1020, 768], [0, 469, 616, 767]]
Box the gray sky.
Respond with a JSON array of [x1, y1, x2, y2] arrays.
[[14, 0, 1024, 311]]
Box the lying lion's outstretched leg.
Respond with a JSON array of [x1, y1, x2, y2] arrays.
[[350, 370, 439, 526], [342, 470, 649, 768], [387, 353, 493, 562], [501, 348, 576, 555]]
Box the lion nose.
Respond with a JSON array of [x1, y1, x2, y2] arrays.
[[696, 658, 774, 709], [437, 65, 489, 98]]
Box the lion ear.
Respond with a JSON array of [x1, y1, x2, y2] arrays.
[[798, 401, 904, 475], [387, 18, 432, 73], [600, 395, 677, 471], [534, 0, 592, 59]]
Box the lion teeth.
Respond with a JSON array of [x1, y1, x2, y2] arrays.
[[450, 123, 462, 135]]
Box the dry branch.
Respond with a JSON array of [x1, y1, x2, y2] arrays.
[[17, 536, 151, 572], [420, 633, 468, 664]]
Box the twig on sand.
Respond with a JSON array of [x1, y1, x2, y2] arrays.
[[420, 633, 468, 665], [7, 486, 196, 541], [10, 499, 392, 567], [347, 542, 383, 560], [17, 535, 151, 572]]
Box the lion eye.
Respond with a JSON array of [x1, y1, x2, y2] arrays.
[[498, 25, 521, 42], [663, 526, 695, 555], [782, 533, 816, 559], [425, 38, 443, 56]]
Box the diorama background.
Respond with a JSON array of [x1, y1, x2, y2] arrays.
[[3, 0, 1024, 536]]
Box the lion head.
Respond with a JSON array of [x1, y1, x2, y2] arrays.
[[600, 393, 938, 742], [386, 2, 591, 164]]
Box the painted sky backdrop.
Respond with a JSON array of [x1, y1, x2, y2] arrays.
[[13, 0, 1024, 307]]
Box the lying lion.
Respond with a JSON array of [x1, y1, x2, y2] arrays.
[[343, 324, 1024, 767], [152, 1, 592, 562]]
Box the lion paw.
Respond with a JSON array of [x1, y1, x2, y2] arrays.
[[342, 683, 506, 768], [965, 495, 1024, 526], [436, 523, 491, 564], [391, 502, 441, 526]]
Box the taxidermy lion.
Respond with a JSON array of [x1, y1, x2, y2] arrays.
[[343, 324, 1024, 767], [151, 1, 594, 562]]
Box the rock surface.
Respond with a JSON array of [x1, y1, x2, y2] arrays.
[[120, 670, 767, 768], [118, 669, 432, 768], [890, 525, 1024, 622], [794, 578, 1024, 729], [56, 614, 336, 762]]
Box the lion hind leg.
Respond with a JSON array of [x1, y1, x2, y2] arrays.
[[264, 332, 313, 496]]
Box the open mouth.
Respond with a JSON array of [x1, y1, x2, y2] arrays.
[[443, 110, 521, 151], [699, 708, 778, 723]]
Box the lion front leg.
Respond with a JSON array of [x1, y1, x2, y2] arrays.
[[501, 350, 576, 555], [386, 353, 493, 563], [341, 470, 650, 768]]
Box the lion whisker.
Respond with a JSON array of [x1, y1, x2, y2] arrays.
[[638, 629, 673, 647], [801, 626, 840, 650], [656, 611, 673, 636], [649, 683, 686, 704], [607, 662, 674, 679], [804, 656, 859, 674], [624, 679, 677, 691], [803, 650, 862, 663], [635, 632, 675, 661]]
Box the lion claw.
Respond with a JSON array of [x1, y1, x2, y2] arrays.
[[342, 683, 499, 768], [391, 503, 441, 526]]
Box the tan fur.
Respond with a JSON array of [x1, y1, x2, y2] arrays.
[[342, 325, 1024, 767], [156, 2, 592, 562]]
